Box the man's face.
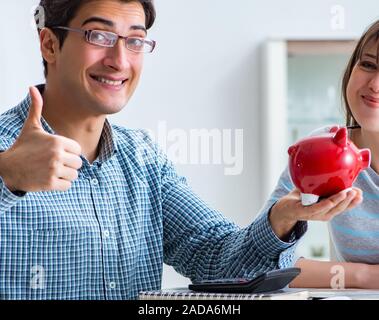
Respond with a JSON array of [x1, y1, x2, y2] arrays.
[[52, 0, 147, 115]]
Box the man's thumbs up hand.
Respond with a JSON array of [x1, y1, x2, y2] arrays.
[[0, 87, 83, 193]]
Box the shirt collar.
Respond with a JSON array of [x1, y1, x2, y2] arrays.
[[18, 84, 118, 164], [98, 119, 118, 163]]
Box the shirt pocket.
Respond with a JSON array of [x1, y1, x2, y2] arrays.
[[28, 227, 102, 300]]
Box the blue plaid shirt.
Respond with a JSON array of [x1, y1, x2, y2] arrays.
[[0, 85, 306, 300]]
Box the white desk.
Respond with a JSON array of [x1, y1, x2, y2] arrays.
[[287, 288, 379, 300]]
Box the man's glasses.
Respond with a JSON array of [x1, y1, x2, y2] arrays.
[[52, 26, 156, 53]]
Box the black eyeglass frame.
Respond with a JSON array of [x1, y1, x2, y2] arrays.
[[51, 26, 156, 53]]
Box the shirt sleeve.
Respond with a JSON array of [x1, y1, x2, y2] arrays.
[[0, 138, 26, 214], [255, 167, 308, 269], [157, 138, 307, 282], [0, 176, 26, 213]]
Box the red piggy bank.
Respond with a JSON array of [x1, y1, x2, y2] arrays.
[[288, 126, 371, 206]]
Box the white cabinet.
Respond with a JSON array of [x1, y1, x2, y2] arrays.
[[261, 39, 356, 259]]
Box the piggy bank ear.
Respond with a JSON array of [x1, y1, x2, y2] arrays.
[[329, 125, 340, 133], [288, 145, 298, 156], [333, 127, 348, 147]]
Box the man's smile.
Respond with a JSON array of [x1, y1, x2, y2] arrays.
[[89, 74, 129, 90]]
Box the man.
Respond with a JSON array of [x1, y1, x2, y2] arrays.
[[0, 0, 361, 299]]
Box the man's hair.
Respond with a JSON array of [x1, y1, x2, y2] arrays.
[[35, 0, 156, 77]]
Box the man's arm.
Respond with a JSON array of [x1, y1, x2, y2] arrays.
[[154, 139, 304, 281], [290, 258, 379, 288], [162, 181, 300, 282]]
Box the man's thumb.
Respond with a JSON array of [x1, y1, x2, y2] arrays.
[[25, 87, 44, 128]]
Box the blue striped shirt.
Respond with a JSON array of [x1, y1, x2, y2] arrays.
[[0, 86, 304, 299]]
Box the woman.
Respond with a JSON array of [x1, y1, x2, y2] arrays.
[[264, 19, 379, 288]]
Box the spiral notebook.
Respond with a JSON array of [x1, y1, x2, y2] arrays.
[[138, 288, 310, 300]]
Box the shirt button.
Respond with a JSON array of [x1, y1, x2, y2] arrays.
[[109, 282, 116, 289], [91, 178, 99, 186], [103, 230, 110, 238]]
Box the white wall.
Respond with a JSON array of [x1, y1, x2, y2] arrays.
[[0, 0, 378, 289]]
